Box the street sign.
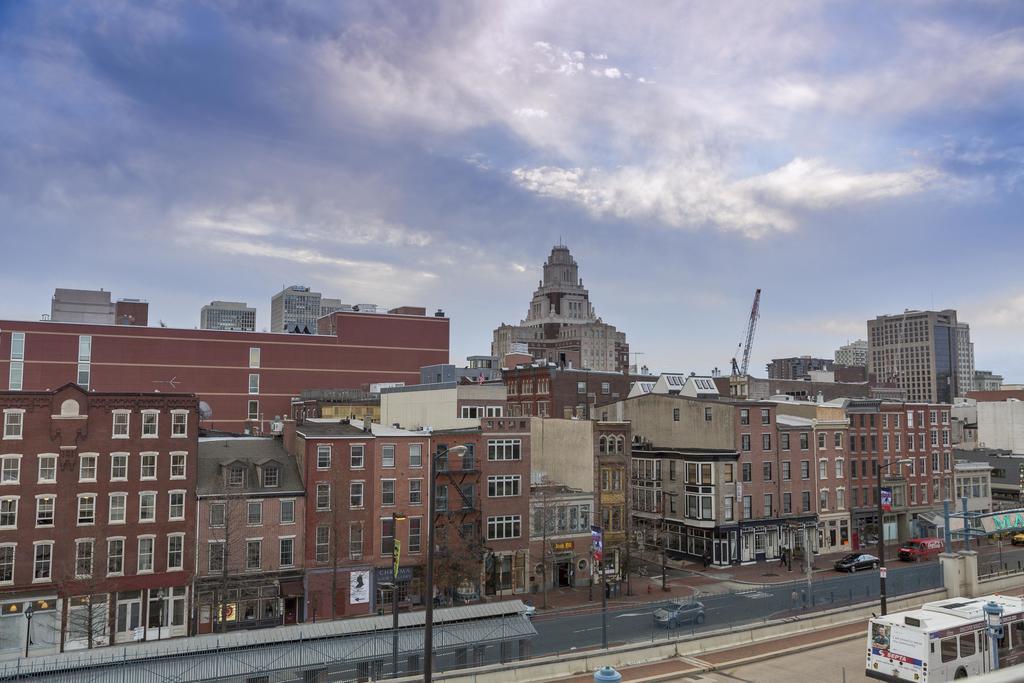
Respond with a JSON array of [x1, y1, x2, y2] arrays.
[[880, 567, 887, 579]]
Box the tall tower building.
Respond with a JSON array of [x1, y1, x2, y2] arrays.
[[866, 309, 962, 403], [834, 339, 868, 367], [201, 301, 256, 331], [956, 322, 975, 397], [492, 244, 629, 372], [270, 285, 322, 333]]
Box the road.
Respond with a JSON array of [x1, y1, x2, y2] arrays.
[[529, 560, 942, 656]]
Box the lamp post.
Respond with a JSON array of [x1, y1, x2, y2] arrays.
[[984, 601, 1004, 671], [156, 588, 165, 642], [391, 512, 407, 679], [23, 603, 35, 658], [424, 443, 466, 683], [877, 458, 913, 615]]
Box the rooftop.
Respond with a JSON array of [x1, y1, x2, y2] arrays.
[[197, 437, 304, 495]]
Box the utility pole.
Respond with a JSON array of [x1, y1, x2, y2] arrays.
[[540, 488, 549, 610]]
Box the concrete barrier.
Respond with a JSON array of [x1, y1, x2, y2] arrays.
[[400, 588, 949, 683]]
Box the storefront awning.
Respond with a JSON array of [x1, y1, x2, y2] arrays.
[[279, 579, 304, 597]]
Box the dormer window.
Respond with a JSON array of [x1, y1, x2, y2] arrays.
[[263, 465, 280, 488], [227, 466, 245, 487]]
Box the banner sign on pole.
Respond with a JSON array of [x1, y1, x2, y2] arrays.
[[591, 525, 603, 563], [881, 487, 893, 513]]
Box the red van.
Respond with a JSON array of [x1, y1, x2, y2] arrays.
[[897, 537, 944, 562]]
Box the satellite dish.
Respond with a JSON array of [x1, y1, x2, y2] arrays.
[[199, 401, 214, 421]]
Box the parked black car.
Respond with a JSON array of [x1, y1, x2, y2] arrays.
[[833, 553, 880, 573], [653, 600, 705, 628]]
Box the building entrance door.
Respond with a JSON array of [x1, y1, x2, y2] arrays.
[[557, 562, 572, 587]]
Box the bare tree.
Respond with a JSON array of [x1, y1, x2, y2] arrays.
[[203, 473, 252, 633], [59, 535, 110, 651]]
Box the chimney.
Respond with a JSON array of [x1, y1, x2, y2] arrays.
[[282, 418, 297, 457]]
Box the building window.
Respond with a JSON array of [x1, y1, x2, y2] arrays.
[[382, 479, 396, 506], [819, 460, 828, 480], [782, 461, 791, 481], [34, 542, 53, 581], [37, 455, 56, 483], [107, 539, 124, 575], [245, 500, 261, 525], [834, 432, 843, 449], [381, 518, 395, 555], [800, 460, 810, 480], [350, 481, 364, 508], [36, 495, 55, 526], [409, 518, 422, 553], [8, 333, 25, 391], [488, 475, 521, 497], [781, 432, 791, 450], [0, 498, 17, 528], [487, 439, 522, 461], [382, 445, 396, 468], [835, 458, 844, 479], [170, 452, 186, 479], [167, 534, 184, 570], [139, 492, 156, 522], [742, 496, 752, 519], [740, 409, 750, 426], [112, 411, 130, 438], [168, 491, 185, 520], [140, 452, 157, 480], [673, 408, 680, 422], [741, 434, 751, 452], [246, 540, 262, 570], [208, 542, 225, 572], [137, 537, 154, 573], [141, 411, 159, 438], [280, 499, 295, 524], [819, 490, 829, 511], [263, 465, 279, 487], [783, 492, 792, 514], [763, 461, 772, 481], [209, 502, 225, 527], [1, 410, 22, 440], [248, 373, 260, 395], [763, 493, 773, 517], [317, 445, 332, 469], [227, 466, 245, 487], [351, 445, 365, 469], [705, 407, 713, 422], [577, 382, 586, 395], [409, 479, 422, 505], [762, 433, 771, 450], [347, 523, 361, 560], [316, 527, 331, 562], [249, 347, 261, 369], [77, 495, 96, 525], [802, 491, 811, 512], [171, 411, 188, 437], [248, 400, 259, 421], [279, 537, 294, 567], [723, 496, 734, 521], [409, 443, 423, 468], [487, 515, 521, 540], [799, 432, 809, 450], [761, 409, 770, 425], [316, 483, 331, 511], [1, 456, 20, 484], [741, 462, 752, 482], [817, 432, 826, 450], [109, 493, 126, 523]]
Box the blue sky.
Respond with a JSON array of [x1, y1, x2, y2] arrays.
[[1, 1, 1022, 380]]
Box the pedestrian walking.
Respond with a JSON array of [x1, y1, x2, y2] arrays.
[[702, 549, 711, 568], [778, 548, 787, 568]]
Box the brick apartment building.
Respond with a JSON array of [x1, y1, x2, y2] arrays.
[[0, 384, 198, 657], [194, 437, 306, 634], [594, 421, 631, 580], [503, 361, 653, 420], [0, 308, 448, 433]]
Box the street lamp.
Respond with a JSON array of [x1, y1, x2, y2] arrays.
[[424, 443, 467, 683], [877, 458, 913, 615], [984, 600, 1004, 671], [156, 588, 166, 641], [23, 602, 35, 658], [391, 512, 407, 680]]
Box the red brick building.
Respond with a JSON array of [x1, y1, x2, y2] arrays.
[[0, 309, 448, 433], [0, 384, 198, 657], [194, 437, 306, 634], [503, 362, 653, 419]]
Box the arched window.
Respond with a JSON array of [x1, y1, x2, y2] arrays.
[[598, 436, 607, 454], [60, 399, 80, 417]]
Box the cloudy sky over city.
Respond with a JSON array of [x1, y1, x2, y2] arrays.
[[2, 1, 1022, 379]]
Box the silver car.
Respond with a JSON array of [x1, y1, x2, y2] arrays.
[[653, 599, 706, 628]]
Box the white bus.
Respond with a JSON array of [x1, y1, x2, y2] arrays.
[[867, 594, 1024, 682]]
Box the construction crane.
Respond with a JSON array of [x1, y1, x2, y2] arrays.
[[730, 289, 762, 377]]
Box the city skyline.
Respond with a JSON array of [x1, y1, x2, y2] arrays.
[[1, 2, 1022, 380]]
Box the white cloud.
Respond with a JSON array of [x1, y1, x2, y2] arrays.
[[737, 158, 941, 209], [603, 68, 621, 79], [514, 107, 549, 119]]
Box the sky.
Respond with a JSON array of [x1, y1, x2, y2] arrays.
[[1, 1, 1022, 381]]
